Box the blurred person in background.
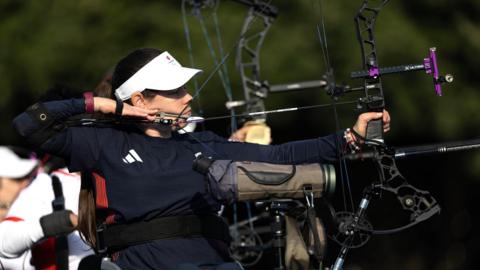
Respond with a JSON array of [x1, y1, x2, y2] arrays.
[[0, 146, 38, 221], [0, 148, 93, 269], [0, 146, 38, 269]]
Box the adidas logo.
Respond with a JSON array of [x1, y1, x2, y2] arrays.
[[122, 149, 143, 164]]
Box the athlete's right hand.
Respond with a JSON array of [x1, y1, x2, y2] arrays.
[[93, 97, 157, 121], [122, 102, 158, 121]]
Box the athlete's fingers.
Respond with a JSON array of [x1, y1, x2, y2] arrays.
[[353, 112, 383, 138]]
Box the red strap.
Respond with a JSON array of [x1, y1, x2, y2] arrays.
[[31, 237, 57, 270], [83, 92, 94, 114], [105, 212, 116, 225], [93, 172, 109, 209], [3, 216, 24, 222]]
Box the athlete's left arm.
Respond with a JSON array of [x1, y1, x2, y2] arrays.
[[211, 111, 390, 164], [208, 132, 341, 164]]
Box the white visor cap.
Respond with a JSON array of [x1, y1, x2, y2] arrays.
[[114, 51, 202, 101], [0, 147, 37, 178]]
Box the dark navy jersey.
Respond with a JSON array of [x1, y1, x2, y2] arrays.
[[13, 98, 343, 269]]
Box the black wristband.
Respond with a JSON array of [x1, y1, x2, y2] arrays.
[[40, 210, 75, 237], [350, 128, 366, 142], [115, 98, 124, 118]]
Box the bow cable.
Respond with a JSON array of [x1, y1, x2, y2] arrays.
[[312, 0, 356, 217], [182, 1, 237, 133], [181, 0, 204, 129], [175, 0, 274, 126]]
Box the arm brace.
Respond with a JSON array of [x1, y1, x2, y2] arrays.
[[15, 102, 64, 146], [39, 210, 75, 237], [194, 156, 336, 204], [13, 99, 86, 148]]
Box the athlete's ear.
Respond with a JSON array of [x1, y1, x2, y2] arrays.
[[130, 92, 146, 108]]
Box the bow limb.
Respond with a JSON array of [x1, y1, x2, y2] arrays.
[[176, 0, 275, 135], [230, 0, 277, 144]]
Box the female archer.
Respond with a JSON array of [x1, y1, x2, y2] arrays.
[[13, 48, 390, 270]]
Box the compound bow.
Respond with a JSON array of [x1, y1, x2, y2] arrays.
[[314, 0, 453, 269], [178, 1, 457, 268]]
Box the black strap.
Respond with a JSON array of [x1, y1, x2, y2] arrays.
[[55, 236, 69, 270], [306, 207, 323, 263], [192, 155, 215, 175], [115, 98, 124, 120], [50, 175, 69, 270], [51, 176, 65, 211], [102, 215, 230, 251]]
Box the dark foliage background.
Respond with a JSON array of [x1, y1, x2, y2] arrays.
[[0, 1, 478, 269]]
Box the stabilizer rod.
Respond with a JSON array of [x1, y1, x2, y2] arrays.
[[345, 138, 480, 160]]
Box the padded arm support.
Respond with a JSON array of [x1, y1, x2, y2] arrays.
[[22, 102, 64, 146], [199, 160, 335, 204]]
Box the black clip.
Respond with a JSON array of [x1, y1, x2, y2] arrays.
[[96, 223, 108, 255]]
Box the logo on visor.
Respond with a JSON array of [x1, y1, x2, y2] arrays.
[[122, 149, 143, 164], [165, 54, 176, 65]]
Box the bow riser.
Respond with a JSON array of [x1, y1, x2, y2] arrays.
[[354, 0, 390, 143]]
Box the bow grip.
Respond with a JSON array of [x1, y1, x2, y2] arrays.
[[366, 118, 384, 143]]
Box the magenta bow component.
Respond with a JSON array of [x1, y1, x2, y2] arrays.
[[423, 47, 442, 96], [351, 47, 453, 97], [368, 67, 380, 77]]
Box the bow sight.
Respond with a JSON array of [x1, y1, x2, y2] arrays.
[[350, 47, 454, 96]]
